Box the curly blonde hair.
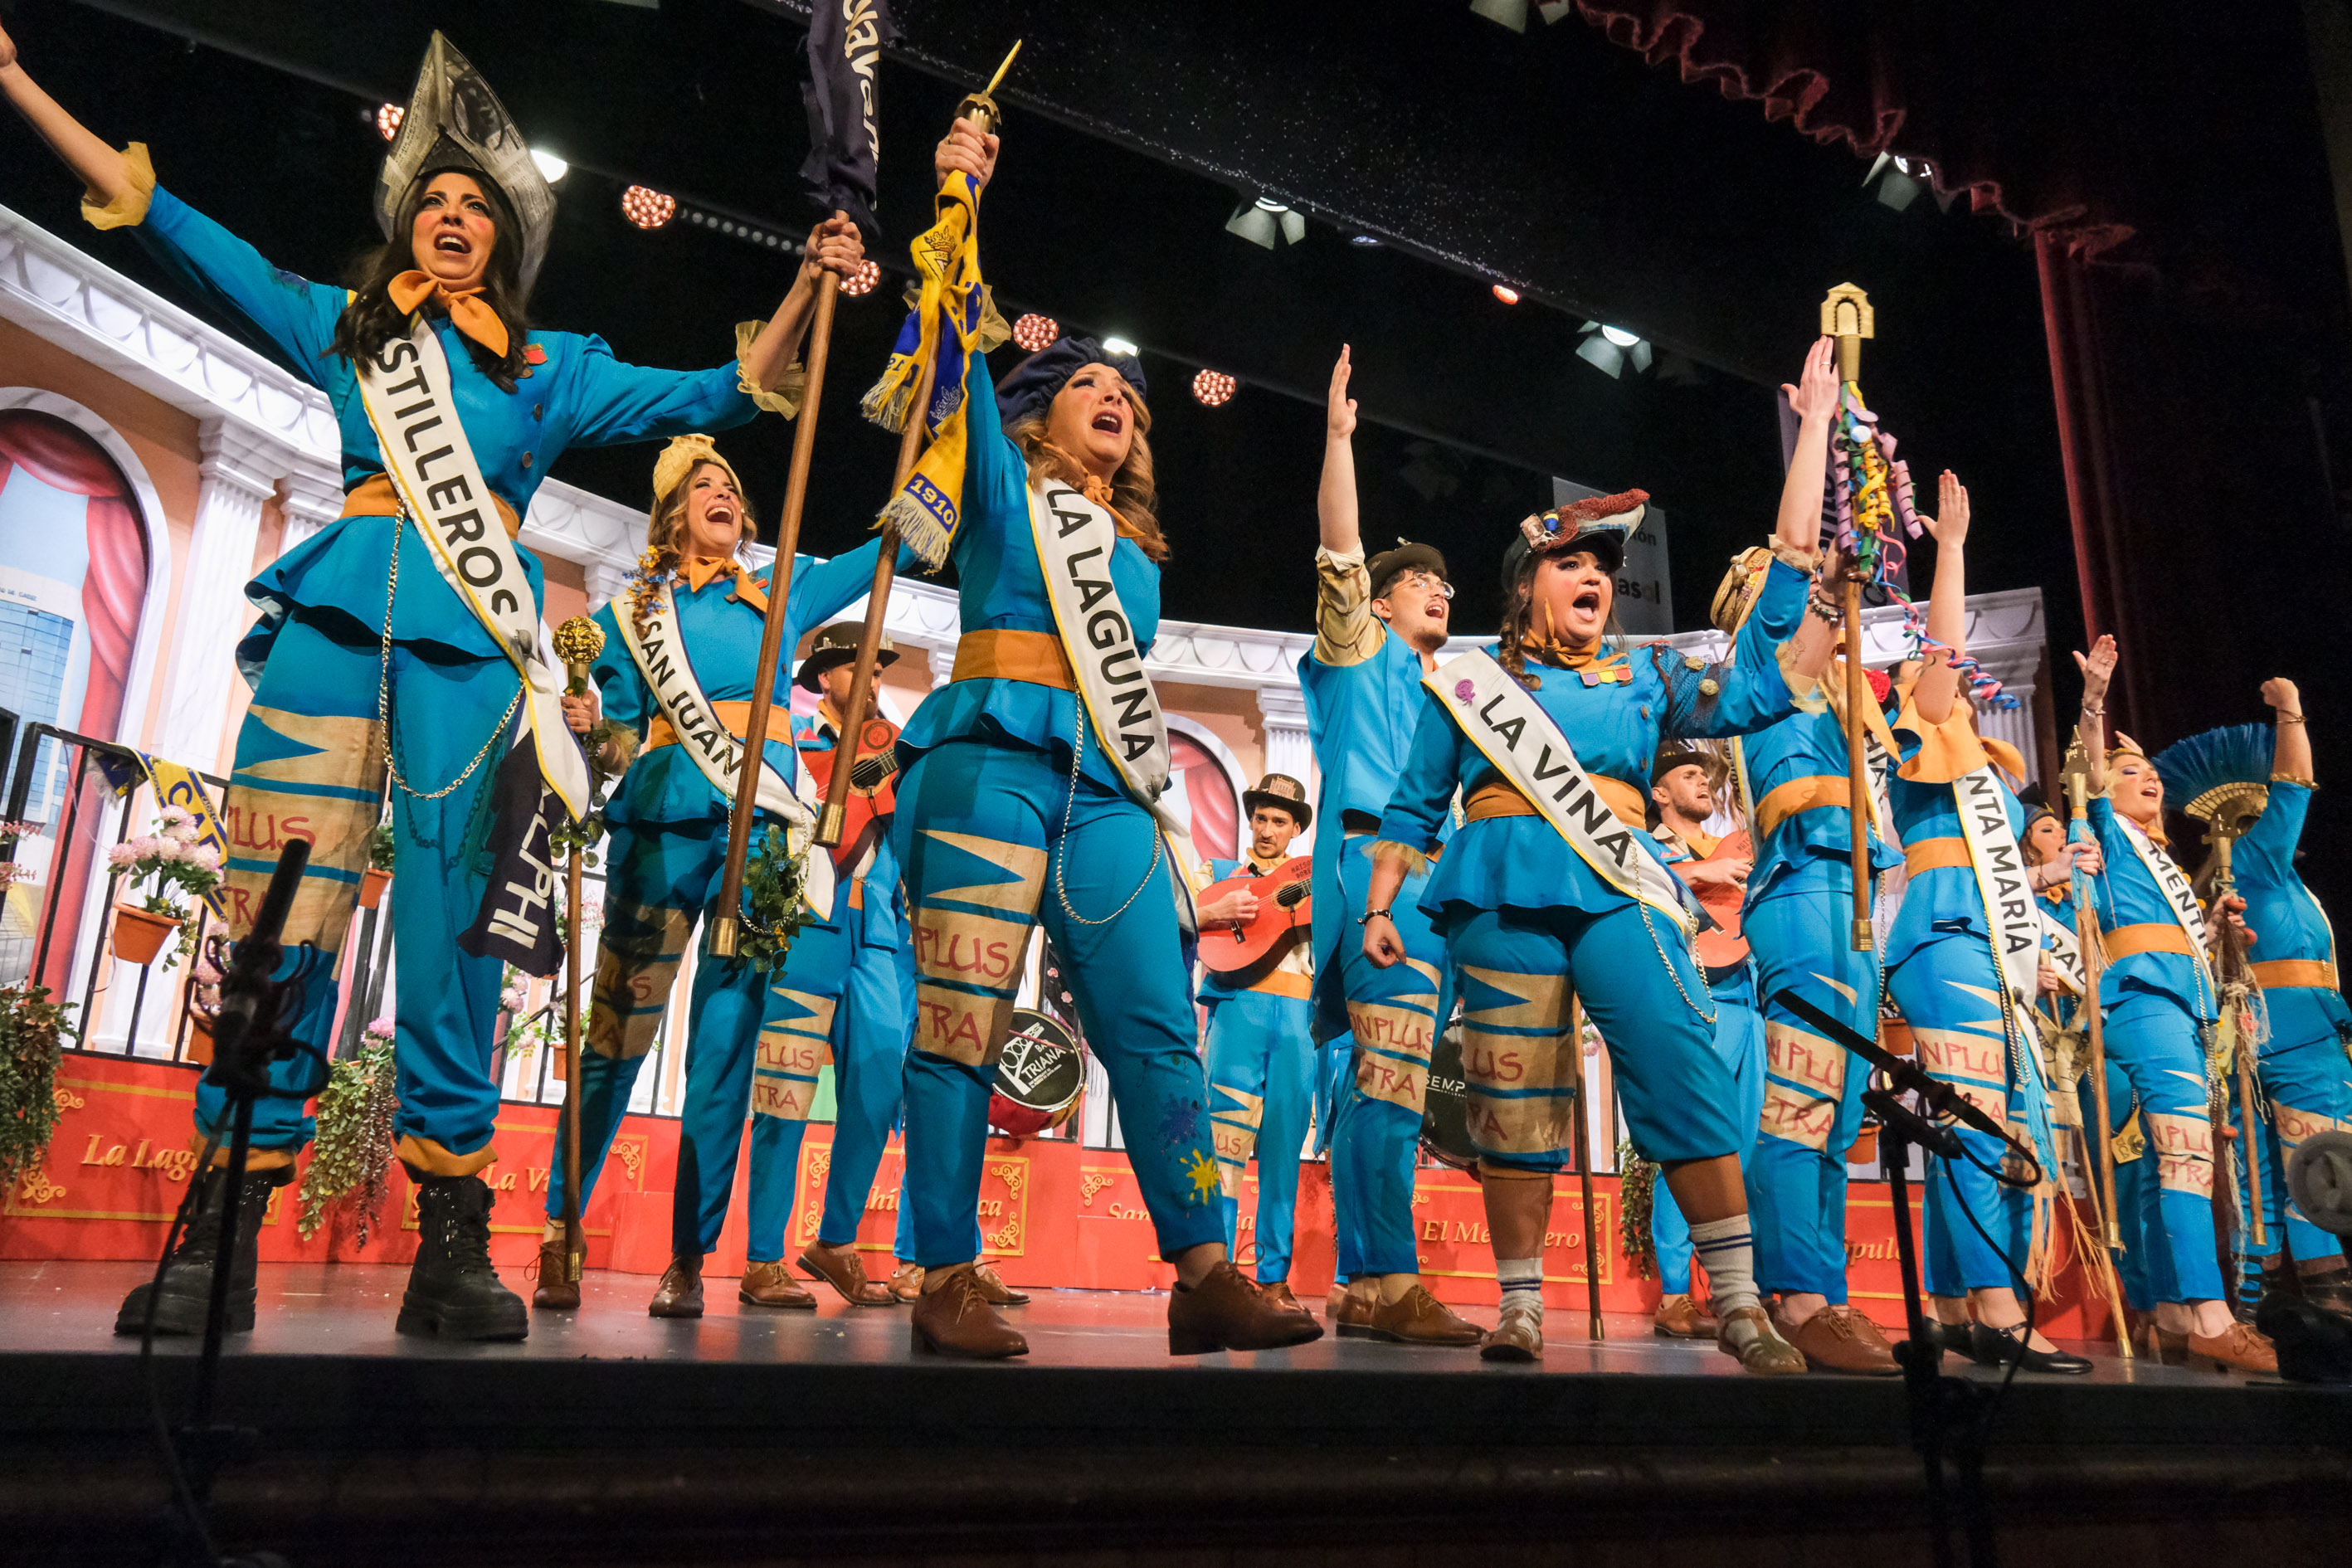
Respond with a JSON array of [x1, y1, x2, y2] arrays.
[[1005, 384, 1168, 563]]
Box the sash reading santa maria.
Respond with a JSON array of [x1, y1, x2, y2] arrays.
[[1025, 480, 1203, 928], [357, 320, 589, 820], [1426, 648, 1696, 937], [1953, 765, 2043, 1008], [611, 582, 834, 919], [2116, 812, 2216, 990]]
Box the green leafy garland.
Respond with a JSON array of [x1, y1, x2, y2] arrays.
[[1616, 1138, 1660, 1280], [0, 984, 78, 1195], [295, 1033, 398, 1243], [738, 824, 811, 975]]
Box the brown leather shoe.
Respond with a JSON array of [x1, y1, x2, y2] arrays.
[[910, 1266, 1028, 1359], [1652, 1293, 1715, 1339], [739, 1259, 816, 1309], [1366, 1283, 1483, 1347], [2188, 1320, 2278, 1375], [971, 1262, 1031, 1306], [529, 1239, 579, 1312], [1782, 1303, 1900, 1376], [1168, 1260, 1324, 1354], [1717, 1305, 1807, 1375], [796, 1243, 894, 1307], [888, 1261, 923, 1303], [1480, 1301, 1543, 1362], [1259, 1280, 1302, 1313], [1332, 1281, 1377, 1337], [648, 1254, 704, 1318]]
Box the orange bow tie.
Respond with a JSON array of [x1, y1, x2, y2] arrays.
[[677, 556, 769, 612], [388, 271, 511, 359]]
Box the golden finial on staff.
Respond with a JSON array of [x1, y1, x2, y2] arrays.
[[554, 616, 606, 694], [957, 39, 1023, 134], [1819, 282, 1874, 382]]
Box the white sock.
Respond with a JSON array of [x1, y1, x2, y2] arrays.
[[1688, 1216, 1758, 1318], [1496, 1256, 1544, 1319]]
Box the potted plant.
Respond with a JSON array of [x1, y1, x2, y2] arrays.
[[0, 981, 79, 1196], [358, 821, 394, 910], [295, 1017, 398, 1244], [104, 806, 222, 967]]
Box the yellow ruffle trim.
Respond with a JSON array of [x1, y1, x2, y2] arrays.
[[2271, 772, 2317, 788], [1371, 838, 1433, 879], [734, 319, 808, 419], [1768, 537, 1821, 574], [81, 141, 155, 231]]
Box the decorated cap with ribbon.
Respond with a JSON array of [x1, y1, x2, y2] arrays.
[[375, 32, 556, 298], [995, 335, 1149, 428], [1501, 488, 1648, 586], [1709, 545, 1775, 635], [651, 434, 745, 513], [1241, 772, 1312, 832]]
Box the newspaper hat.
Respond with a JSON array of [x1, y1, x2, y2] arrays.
[[1240, 772, 1312, 832], [797, 621, 898, 691], [376, 32, 557, 298]]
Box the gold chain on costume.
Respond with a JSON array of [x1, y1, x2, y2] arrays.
[[1636, 901, 1717, 1027], [1053, 693, 1164, 927], [378, 509, 523, 801]]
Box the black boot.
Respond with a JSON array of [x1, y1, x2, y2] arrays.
[[114, 1166, 277, 1337], [397, 1174, 528, 1341]]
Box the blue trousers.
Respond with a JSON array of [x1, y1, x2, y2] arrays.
[[1746, 875, 1881, 1302], [2103, 988, 2225, 1303], [202, 615, 518, 1171], [811, 914, 918, 1249], [1653, 964, 1767, 1294], [1890, 933, 2038, 1297], [2237, 986, 2352, 1266], [541, 816, 849, 1258], [1204, 986, 1316, 1282], [1329, 833, 1453, 1278], [892, 739, 1223, 1268]]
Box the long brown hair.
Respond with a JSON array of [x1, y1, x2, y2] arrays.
[[1006, 384, 1168, 563], [629, 460, 761, 640], [329, 172, 532, 392], [1495, 557, 1624, 689]]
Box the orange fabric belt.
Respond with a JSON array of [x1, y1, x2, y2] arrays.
[[1755, 774, 1854, 840], [1463, 776, 1647, 830], [2104, 923, 2195, 961], [2252, 958, 2339, 991], [339, 473, 523, 539], [1903, 836, 1972, 874], [645, 699, 757, 753], [951, 629, 1074, 690], [1245, 970, 1315, 1001]]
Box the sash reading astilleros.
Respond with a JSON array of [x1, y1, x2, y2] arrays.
[[1024, 480, 1202, 929], [2116, 812, 2216, 991], [1426, 648, 1697, 937], [356, 321, 590, 819], [1953, 765, 2044, 1010], [612, 581, 835, 920]]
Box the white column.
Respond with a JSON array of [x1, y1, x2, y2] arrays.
[[931, 645, 958, 691], [275, 458, 344, 556], [1975, 642, 2044, 786], [151, 421, 287, 767], [1256, 683, 1315, 796], [583, 561, 631, 611]]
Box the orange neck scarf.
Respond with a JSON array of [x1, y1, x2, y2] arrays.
[[678, 555, 744, 594], [388, 271, 510, 359]]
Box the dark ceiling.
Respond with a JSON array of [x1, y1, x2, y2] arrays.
[[9, 0, 2070, 647]]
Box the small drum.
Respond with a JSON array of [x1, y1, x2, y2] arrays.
[[1418, 1022, 1479, 1174], [988, 1010, 1085, 1137]]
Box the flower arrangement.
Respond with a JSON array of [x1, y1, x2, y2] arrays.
[[295, 1019, 398, 1243], [105, 806, 222, 967], [499, 968, 548, 1068], [0, 820, 37, 896], [0, 982, 80, 1195]]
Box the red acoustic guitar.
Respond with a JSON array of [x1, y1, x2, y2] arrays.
[[1677, 829, 1752, 968], [796, 715, 900, 874], [1197, 856, 1313, 981]]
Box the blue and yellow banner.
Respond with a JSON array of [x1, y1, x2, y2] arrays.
[[137, 752, 229, 918]]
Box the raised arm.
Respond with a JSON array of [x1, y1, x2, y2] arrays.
[[1319, 346, 1362, 558], [2072, 635, 2118, 795], [2265, 676, 2312, 783], [738, 217, 867, 394], [1911, 470, 1970, 725], [0, 26, 136, 209], [1779, 339, 1843, 680]]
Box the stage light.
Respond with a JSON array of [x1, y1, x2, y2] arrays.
[[1468, 0, 1572, 32], [1492, 284, 1521, 304], [1225, 195, 1307, 250], [530, 149, 570, 184], [1863, 151, 1925, 212], [1192, 369, 1236, 407], [1013, 314, 1060, 352], [1577, 322, 1653, 379], [841, 260, 881, 297], [1600, 325, 1640, 348], [1351, 234, 1382, 247], [377, 104, 404, 141], [1103, 336, 1141, 358], [620, 186, 675, 230]]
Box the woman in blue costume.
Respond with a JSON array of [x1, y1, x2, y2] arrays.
[[2155, 687, 2352, 1322], [1877, 473, 2086, 1373], [1362, 339, 1848, 1371], [3, 28, 859, 1338], [880, 121, 1321, 1358], [531, 438, 899, 1320], [2072, 635, 2277, 1372]]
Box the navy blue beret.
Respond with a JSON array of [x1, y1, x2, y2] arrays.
[[994, 335, 1149, 427]]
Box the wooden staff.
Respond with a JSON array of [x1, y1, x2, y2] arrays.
[[1821, 288, 1878, 954], [1566, 996, 1604, 1341], [2062, 743, 2133, 1357], [819, 43, 1022, 848], [551, 615, 606, 1286], [709, 221, 848, 958], [2210, 830, 2267, 1248]]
